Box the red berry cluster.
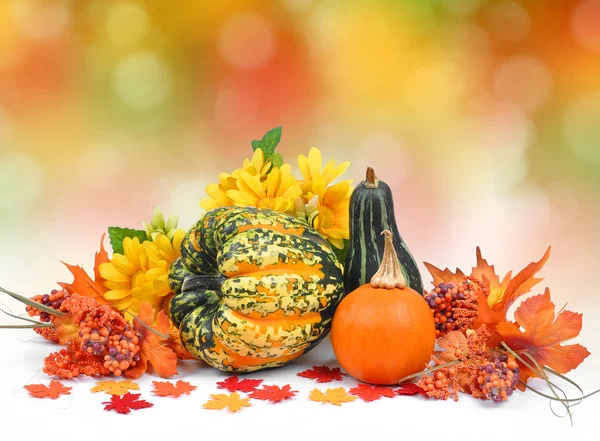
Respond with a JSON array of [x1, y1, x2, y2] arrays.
[[476, 353, 520, 402], [26, 289, 70, 323], [37, 293, 143, 379], [424, 281, 478, 337], [79, 308, 141, 377], [44, 346, 111, 379]]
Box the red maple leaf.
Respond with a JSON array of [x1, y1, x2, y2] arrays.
[[496, 289, 590, 386], [102, 393, 154, 414], [248, 385, 298, 403], [297, 366, 347, 383], [348, 384, 396, 402], [216, 376, 263, 393], [396, 383, 428, 397], [24, 381, 71, 399]]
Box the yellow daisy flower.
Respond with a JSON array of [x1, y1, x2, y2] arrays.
[[227, 164, 303, 213], [298, 147, 351, 201], [297, 147, 353, 249], [201, 149, 272, 211], [98, 229, 186, 318]]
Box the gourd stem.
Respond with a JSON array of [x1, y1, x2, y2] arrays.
[[365, 167, 379, 189], [370, 230, 407, 289]]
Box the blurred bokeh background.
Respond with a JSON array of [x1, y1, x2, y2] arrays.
[[1, 0, 599, 345]]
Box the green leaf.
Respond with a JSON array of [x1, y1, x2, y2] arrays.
[[251, 126, 282, 161], [108, 227, 148, 255], [271, 152, 284, 168]]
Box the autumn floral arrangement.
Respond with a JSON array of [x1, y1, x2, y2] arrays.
[[1, 127, 597, 419]]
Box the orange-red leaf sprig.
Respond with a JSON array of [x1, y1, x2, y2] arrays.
[[496, 290, 590, 386], [124, 302, 178, 379]]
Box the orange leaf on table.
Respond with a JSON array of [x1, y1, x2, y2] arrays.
[[25, 380, 71, 399], [496, 289, 590, 387], [152, 380, 196, 398], [124, 302, 178, 379], [348, 384, 396, 402], [308, 388, 357, 406], [395, 383, 429, 397], [297, 366, 346, 383], [248, 385, 298, 403], [203, 393, 252, 412], [58, 234, 109, 305], [102, 393, 153, 414], [216, 375, 263, 393], [91, 380, 140, 396]]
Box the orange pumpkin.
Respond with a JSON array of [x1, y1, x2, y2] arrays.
[[331, 230, 435, 385]]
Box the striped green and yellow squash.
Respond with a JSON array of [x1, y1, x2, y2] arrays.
[[344, 167, 424, 295], [168, 206, 344, 372]]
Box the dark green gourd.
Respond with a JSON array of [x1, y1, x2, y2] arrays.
[[344, 167, 423, 295]]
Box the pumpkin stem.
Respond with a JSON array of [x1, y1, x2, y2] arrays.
[[369, 230, 407, 289], [365, 167, 379, 189]]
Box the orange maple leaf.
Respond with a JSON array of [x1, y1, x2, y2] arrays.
[[58, 234, 109, 304], [152, 380, 196, 398], [308, 388, 357, 406], [203, 393, 252, 412], [25, 380, 71, 399], [422, 263, 466, 287], [496, 289, 590, 385], [124, 302, 178, 379]]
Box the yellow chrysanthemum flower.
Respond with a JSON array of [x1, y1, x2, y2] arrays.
[[201, 149, 272, 211], [310, 178, 352, 249], [298, 147, 353, 249], [298, 147, 351, 201], [227, 164, 303, 213], [98, 229, 186, 318]]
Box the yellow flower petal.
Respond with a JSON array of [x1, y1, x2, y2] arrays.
[[172, 229, 185, 253], [238, 171, 266, 198], [99, 263, 131, 283], [298, 154, 311, 181], [265, 168, 280, 198], [323, 181, 351, 206], [200, 198, 222, 211], [145, 267, 166, 282], [110, 254, 136, 277], [205, 184, 232, 206], [143, 241, 162, 264], [122, 237, 136, 261], [323, 161, 351, 186], [103, 289, 132, 300], [227, 189, 259, 206], [104, 280, 131, 290], [152, 279, 171, 297], [307, 147, 323, 181]]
